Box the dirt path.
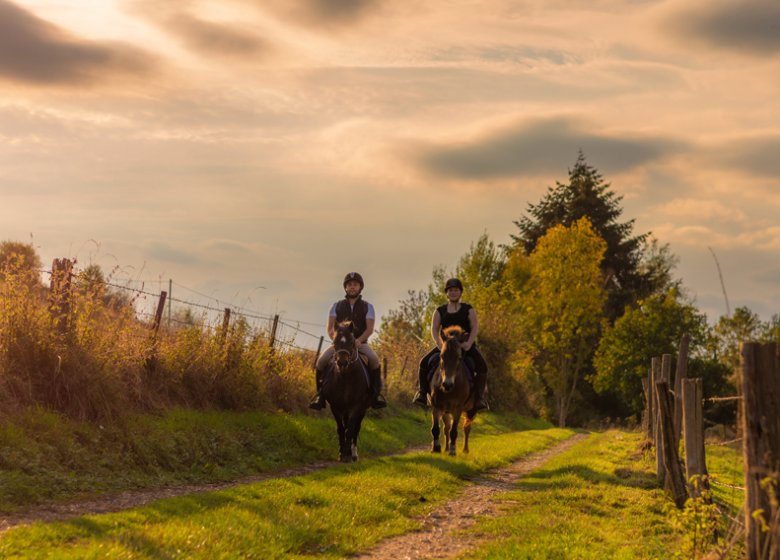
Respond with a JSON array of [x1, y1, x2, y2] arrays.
[[356, 433, 589, 560], [0, 458, 345, 534], [0, 433, 586, 545]]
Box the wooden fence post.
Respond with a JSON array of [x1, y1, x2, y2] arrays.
[[656, 380, 688, 508], [269, 314, 279, 349], [642, 371, 651, 441], [49, 258, 74, 337], [674, 334, 690, 448], [740, 342, 780, 560], [151, 291, 167, 335], [220, 307, 231, 344], [313, 335, 325, 369], [652, 357, 664, 481], [682, 377, 710, 500]]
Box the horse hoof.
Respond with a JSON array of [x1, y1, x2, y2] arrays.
[[432, 446, 441, 453], [340, 455, 351, 463], [352, 455, 358, 462], [448, 449, 457, 457]]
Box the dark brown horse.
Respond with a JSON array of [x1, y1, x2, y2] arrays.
[[429, 325, 477, 456], [320, 321, 372, 463]]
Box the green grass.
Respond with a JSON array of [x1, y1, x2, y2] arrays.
[[458, 431, 682, 559], [0, 406, 551, 513], [0, 426, 575, 558]]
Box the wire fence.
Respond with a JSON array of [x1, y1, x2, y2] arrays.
[[39, 264, 327, 354]]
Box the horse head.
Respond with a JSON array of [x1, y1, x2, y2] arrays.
[[439, 325, 468, 393], [333, 320, 357, 373]]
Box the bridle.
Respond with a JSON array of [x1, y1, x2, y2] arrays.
[[335, 345, 359, 364]]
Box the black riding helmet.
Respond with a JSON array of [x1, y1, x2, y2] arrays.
[[444, 278, 463, 292], [343, 272, 364, 291]]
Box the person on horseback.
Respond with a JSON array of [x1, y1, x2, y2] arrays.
[[412, 278, 489, 412], [309, 272, 387, 410]]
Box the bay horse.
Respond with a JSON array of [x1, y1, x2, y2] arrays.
[[320, 321, 372, 463], [430, 325, 477, 456]]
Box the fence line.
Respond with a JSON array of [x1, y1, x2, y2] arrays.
[[39, 265, 327, 352]]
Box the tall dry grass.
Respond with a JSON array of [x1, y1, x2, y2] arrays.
[[0, 260, 316, 421]]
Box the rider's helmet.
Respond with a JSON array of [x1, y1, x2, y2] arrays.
[[343, 272, 364, 291], [444, 278, 463, 292]]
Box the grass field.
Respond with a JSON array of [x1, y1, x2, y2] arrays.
[[0, 424, 575, 558]]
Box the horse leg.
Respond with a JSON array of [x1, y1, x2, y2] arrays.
[[431, 411, 441, 453], [463, 415, 473, 454], [448, 412, 461, 456], [337, 411, 352, 463], [349, 411, 365, 462], [443, 414, 453, 454]]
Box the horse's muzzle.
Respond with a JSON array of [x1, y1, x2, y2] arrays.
[[441, 379, 454, 392]]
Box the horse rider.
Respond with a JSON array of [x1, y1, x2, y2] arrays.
[[412, 278, 489, 412], [309, 272, 387, 410]]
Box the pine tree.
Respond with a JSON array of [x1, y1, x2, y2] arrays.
[[511, 151, 662, 320]]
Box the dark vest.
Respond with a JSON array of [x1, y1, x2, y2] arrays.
[[335, 297, 369, 339], [437, 302, 472, 333]]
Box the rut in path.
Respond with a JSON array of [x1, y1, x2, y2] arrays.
[[356, 433, 589, 560], [0, 442, 421, 534]]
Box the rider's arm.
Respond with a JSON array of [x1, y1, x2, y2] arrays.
[[430, 310, 442, 350], [464, 307, 478, 350], [357, 317, 374, 345], [326, 313, 337, 341]]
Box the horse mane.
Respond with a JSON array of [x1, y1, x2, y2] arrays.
[[441, 325, 464, 362]]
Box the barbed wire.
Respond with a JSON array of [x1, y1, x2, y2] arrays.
[[45, 265, 326, 343]]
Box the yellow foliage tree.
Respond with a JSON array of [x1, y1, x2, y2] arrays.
[[520, 218, 607, 427]]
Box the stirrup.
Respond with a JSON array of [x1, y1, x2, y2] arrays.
[[309, 394, 326, 410], [412, 391, 428, 408], [371, 394, 387, 409], [474, 397, 489, 412]]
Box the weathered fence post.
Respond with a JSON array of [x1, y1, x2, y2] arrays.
[[652, 357, 665, 481], [151, 291, 167, 335], [656, 380, 688, 508], [49, 258, 74, 336], [269, 314, 279, 349], [682, 377, 710, 500], [642, 374, 651, 440], [740, 342, 780, 560], [220, 307, 231, 345], [313, 335, 325, 369], [674, 334, 690, 448]]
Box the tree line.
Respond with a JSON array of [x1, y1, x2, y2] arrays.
[[378, 152, 780, 427]]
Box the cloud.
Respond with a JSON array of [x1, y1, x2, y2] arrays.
[[0, 0, 157, 86], [662, 0, 780, 55], [412, 116, 684, 181], [164, 13, 269, 57], [265, 0, 382, 26], [716, 134, 780, 177], [127, 1, 270, 59]]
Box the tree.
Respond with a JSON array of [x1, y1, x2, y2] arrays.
[[592, 289, 709, 416], [519, 218, 607, 427], [712, 306, 768, 387], [511, 152, 671, 320], [0, 241, 43, 286]]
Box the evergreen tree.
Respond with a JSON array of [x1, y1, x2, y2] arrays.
[[511, 152, 667, 320]]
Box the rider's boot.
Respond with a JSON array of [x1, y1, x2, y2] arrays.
[[369, 367, 387, 409], [308, 368, 327, 410], [471, 373, 489, 413], [412, 364, 429, 408]]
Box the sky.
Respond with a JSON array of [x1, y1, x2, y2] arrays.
[[1, 0, 779, 349]]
